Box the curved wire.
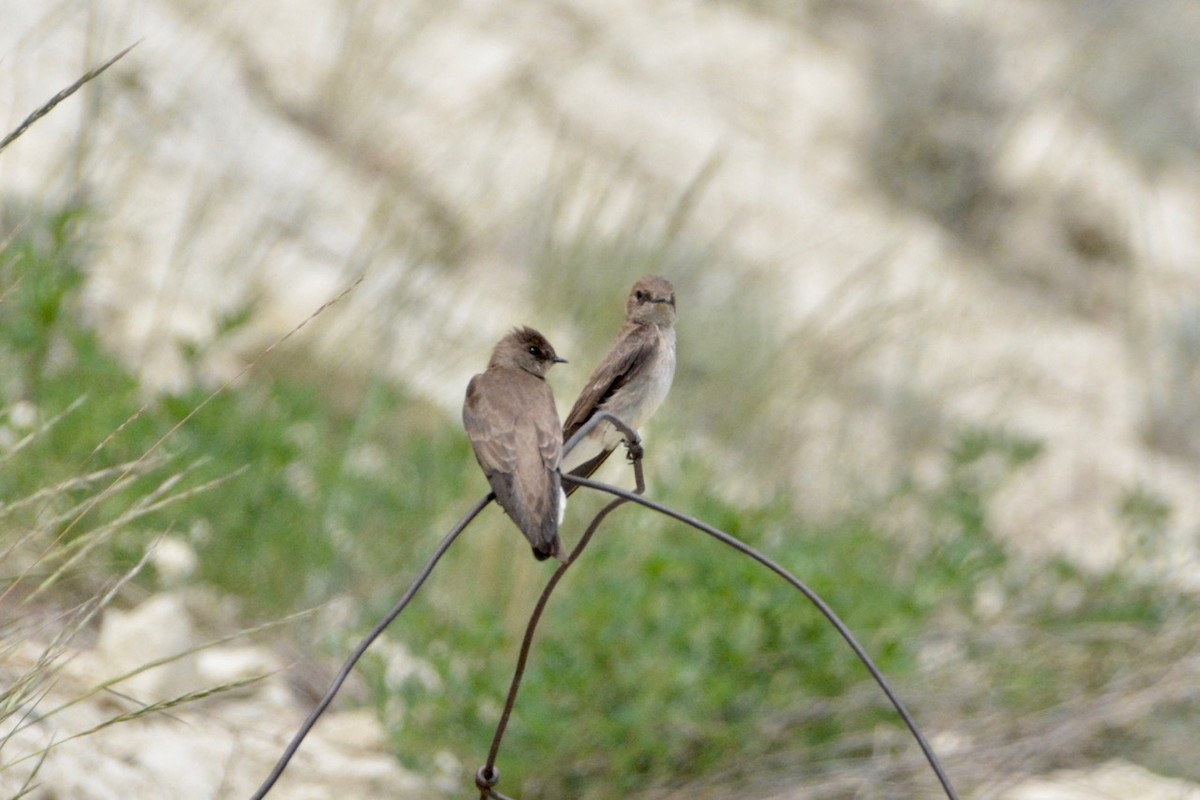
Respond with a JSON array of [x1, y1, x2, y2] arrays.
[[480, 492, 635, 789], [476, 412, 646, 797], [249, 493, 493, 799], [252, 406, 959, 798], [560, 475, 961, 800], [253, 411, 642, 798]]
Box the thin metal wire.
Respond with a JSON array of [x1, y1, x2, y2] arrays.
[[479, 460, 645, 798], [562, 475, 961, 800], [475, 765, 517, 800], [248, 493, 492, 800], [252, 406, 958, 799], [561, 410, 643, 463], [477, 413, 646, 799], [253, 411, 642, 798]]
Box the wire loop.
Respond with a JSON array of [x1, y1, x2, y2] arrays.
[[475, 765, 499, 788]]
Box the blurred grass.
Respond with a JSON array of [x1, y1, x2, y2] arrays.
[[3, 190, 1197, 797], [0, 203, 299, 788], [0, 202, 477, 615], [864, 7, 1009, 242], [1063, 0, 1200, 174]]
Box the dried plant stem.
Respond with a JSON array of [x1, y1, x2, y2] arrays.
[[0, 43, 138, 154]]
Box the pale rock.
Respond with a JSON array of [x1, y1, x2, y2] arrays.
[[999, 760, 1200, 800], [151, 534, 199, 586], [97, 592, 198, 703], [196, 644, 284, 688]]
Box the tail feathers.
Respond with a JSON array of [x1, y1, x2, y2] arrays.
[[532, 536, 568, 563], [562, 448, 615, 497], [491, 472, 568, 562]]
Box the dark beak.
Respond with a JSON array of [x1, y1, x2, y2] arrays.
[[553, 355, 568, 364]]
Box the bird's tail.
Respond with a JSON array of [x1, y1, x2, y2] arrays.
[[532, 537, 568, 563]]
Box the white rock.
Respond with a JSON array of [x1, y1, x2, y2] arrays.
[[97, 592, 197, 703], [999, 760, 1200, 800], [151, 535, 199, 586]]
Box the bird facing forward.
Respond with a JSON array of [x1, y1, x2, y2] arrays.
[[561, 275, 677, 494], [463, 327, 568, 561]]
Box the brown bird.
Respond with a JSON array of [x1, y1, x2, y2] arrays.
[[561, 275, 677, 494], [463, 327, 568, 561]]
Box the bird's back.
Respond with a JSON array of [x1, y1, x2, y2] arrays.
[[464, 367, 564, 560]]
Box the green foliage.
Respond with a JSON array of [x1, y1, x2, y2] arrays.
[[0, 205, 476, 613], [923, 427, 1042, 588], [0, 202, 91, 401]]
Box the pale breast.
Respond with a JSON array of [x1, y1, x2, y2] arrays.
[[600, 325, 676, 431], [561, 325, 676, 471]]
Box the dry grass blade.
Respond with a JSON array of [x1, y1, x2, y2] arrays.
[[0, 463, 150, 570], [0, 274, 361, 604], [3, 676, 265, 775], [29, 463, 247, 601], [0, 396, 88, 469], [0, 460, 149, 523], [9, 744, 48, 799], [45, 274, 363, 564], [10, 604, 318, 741], [0, 42, 138, 154], [0, 548, 156, 783], [85, 403, 150, 463], [5, 542, 158, 698], [1, 604, 318, 776]]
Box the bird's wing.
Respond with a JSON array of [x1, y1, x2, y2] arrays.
[[532, 380, 563, 473], [463, 372, 520, 480], [562, 323, 656, 439], [527, 379, 565, 555], [561, 323, 657, 497], [464, 371, 563, 560]]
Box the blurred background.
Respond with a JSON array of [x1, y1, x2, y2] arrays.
[[2, 0, 1199, 797]]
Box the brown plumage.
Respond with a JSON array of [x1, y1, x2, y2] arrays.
[[463, 327, 568, 561], [561, 276, 677, 495]]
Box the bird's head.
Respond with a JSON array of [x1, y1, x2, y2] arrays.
[[492, 326, 567, 377], [626, 275, 677, 327]]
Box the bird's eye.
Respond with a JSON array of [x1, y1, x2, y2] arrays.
[[528, 345, 542, 357], [635, 290, 648, 302]]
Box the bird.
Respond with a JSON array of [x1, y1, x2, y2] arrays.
[[463, 326, 569, 561], [561, 275, 677, 495]]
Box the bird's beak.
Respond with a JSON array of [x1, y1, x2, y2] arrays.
[[553, 355, 568, 364]]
